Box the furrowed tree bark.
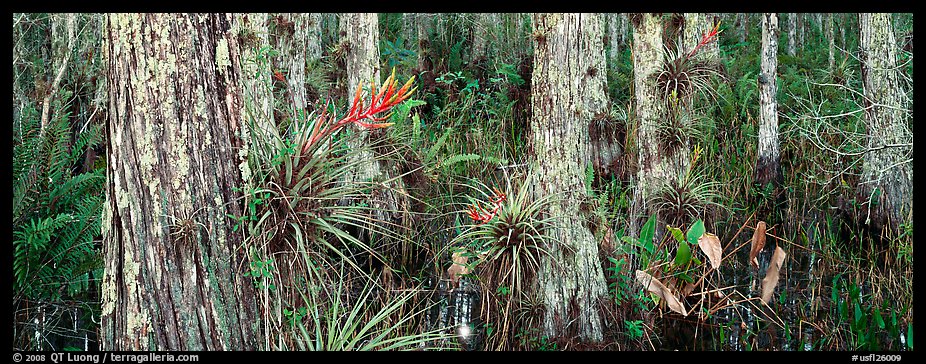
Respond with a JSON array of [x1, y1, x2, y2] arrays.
[[530, 13, 609, 342], [857, 13, 913, 233], [755, 13, 781, 188], [101, 13, 259, 351]]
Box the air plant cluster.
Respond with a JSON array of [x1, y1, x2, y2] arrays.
[[450, 175, 555, 349], [242, 68, 433, 349], [650, 145, 724, 228], [655, 22, 723, 107]]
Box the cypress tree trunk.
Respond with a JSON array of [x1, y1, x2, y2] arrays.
[[827, 13, 836, 70], [234, 13, 276, 148], [271, 13, 309, 115], [629, 13, 689, 236], [101, 13, 259, 350], [608, 13, 621, 66], [738, 13, 748, 43], [340, 13, 410, 237], [787, 13, 797, 56], [530, 13, 609, 342], [683, 13, 719, 61], [857, 13, 913, 233], [755, 13, 781, 188]]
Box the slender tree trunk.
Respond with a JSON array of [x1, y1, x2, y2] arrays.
[[857, 13, 913, 233], [738, 13, 748, 43], [40, 13, 76, 136], [629, 13, 690, 236], [798, 13, 805, 47], [306, 13, 323, 64], [608, 13, 621, 66], [340, 13, 410, 234], [472, 13, 497, 63], [530, 13, 609, 342], [101, 13, 259, 350], [787, 13, 797, 56], [755, 13, 781, 188], [839, 14, 847, 51], [234, 14, 276, 146], [271, 13, 309, 116], [827, 13, 836, 70]]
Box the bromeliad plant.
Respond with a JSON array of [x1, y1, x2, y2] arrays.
[[656, 22, 724, 106], [301, 68, 416, 154], [449, 174, 556, 350], [240, 67, 420, 349]]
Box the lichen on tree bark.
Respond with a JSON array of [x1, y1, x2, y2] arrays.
[[530, 13, 609, 342]]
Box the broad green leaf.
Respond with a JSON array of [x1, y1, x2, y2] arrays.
[[639, 214, 656, 254], [873, 307, 885, 329], [687, 219, 705, 246], [674, 240, 691, 267], [667, 225, 685, 243]]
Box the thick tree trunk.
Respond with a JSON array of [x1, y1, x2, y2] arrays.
[[101, 13, 259, 351], [755, 13, 781, 188], [857, 13, 913, 233], [787, 13, 797, 56], [530, 13, 609, 342]]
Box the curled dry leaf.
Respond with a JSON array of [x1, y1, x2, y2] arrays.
[[749, 221, 767, 270], [697, 232, 723, 269], [760, 246, 787, 304], [447, 251, 469, 285], [635, 270, 688, 316]]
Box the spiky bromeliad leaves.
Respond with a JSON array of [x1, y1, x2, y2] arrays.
[[449, 175, 555, 349], [240, 69, 419, 337], [656, 21, 723, 107]]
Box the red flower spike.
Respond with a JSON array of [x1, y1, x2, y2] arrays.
[[688, 21, 723, 58], [299, 70, 416, 154]]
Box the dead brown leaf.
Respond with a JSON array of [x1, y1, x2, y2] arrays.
[[749, 221, 767, 270], [760, 246, 787, 304], [635, 270, 688, 316], [697, 232, 723, 269]]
